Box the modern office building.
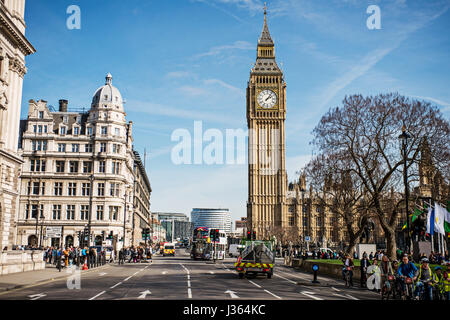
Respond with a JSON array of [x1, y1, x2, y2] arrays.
[[190, 208, 232, 234], [155, 212, 193, 242]]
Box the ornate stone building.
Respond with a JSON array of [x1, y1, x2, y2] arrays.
[[17, 73, 151, 249], [0, 0, 35, 250]]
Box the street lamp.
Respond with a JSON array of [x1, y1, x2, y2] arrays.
[[300, 187, 305, 251], [39, 212, 45, 248], [398, 125, 411, 253], [123, 184, 132, 248]]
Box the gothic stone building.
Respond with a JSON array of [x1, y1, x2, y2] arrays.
[[17, 73, 151, 249], [0, 0, 35, 250]]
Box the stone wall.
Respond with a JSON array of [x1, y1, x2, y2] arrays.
[[291, 258, 362, 281], [0, 250, 45, 275]]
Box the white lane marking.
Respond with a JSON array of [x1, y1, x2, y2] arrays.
[[89, 291, 106, 300], [248, 280, 261, 288], [332, 287, 340, 292], [264, 289, 282, 300], [99, 272, 107, 276], [209, 271, 215, 274], [162, 271, 167, 275], [187, 274, 190, 280], [333, 293, 347, 298], [187, 280, 191, 287], [188, 288, 192, 299], [110, 282, 122, 289], [124, 276, 132, 281], [138, 290, 151, 299], [345, 293, 359, 300], [278, 270, 309, 280], [180, 263, 192, 299], [275, 274, 297, 284], [29, 293, 46, 300], [225, 290, 239, 299], [301, 292, 323, 300]]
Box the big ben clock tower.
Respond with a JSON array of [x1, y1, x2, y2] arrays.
[[247, 5, 287, 239]]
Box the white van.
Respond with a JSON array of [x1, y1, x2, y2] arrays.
[[228, 244, 245, 257]]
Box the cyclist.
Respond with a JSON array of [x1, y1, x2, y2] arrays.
[[380, 255, 394, 296], [391, 260, 401, 299], [434, 266, 445, 300], [443, 265, 450, 300], [414, 258, 437, 300], [397, 254, 418, 298]]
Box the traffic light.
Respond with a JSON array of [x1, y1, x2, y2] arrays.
[[247, 231, 251, 240], [210, 229, 216, 241], [252, 231, 256, 240], [214, 229, 219, 242]]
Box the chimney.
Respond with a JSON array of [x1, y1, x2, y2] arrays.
[[59, 99, 68, 112]]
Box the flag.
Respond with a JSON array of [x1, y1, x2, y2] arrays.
[[402, 208, 423, 231], [444, 202, 450, 233], [434, 204, 446, 235], [426, 207, 435, 235]]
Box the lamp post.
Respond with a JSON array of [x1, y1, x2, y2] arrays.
[[39, 213, 45, 248], [300, 187, 305, 251], [122, 184, 131, 249], [398, 125, 411, 253]]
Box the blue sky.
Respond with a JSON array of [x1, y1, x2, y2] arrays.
[[22, 0, 450, 225]]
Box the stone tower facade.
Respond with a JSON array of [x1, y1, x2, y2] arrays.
[[247, 6, 287, 240], [0, 0, 35, 249]]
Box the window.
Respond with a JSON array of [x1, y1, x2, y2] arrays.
[[38, 125, 42, 133], [54, 182, 63, 196], [33, 125, 37, 133], [30, 204, 38, 219], [60, 126, 66, 135], [32, 182, 40, 195], [44, 125, 47, 133], [98, 160, 105, 173], [289, 216, 295, 226], [110, 183, 119, 197], [86, 127, 93, 136], [97, 205, 104, 220], [83, 161, 92, 173], [68, 183, 77, 196], [73, 127, 80, 136], [38, 111, 44, 119], [97, 183, 105, 196], [30, 159, 46, 172], [40, 182, 45, 195], [32, 140, 47, 151], [58, 143, 66, 152], [85, 144, 93, 153], [109, 206, 119, 220], [56, 161, 65, 173], [112, 144, 117, 153], [72, 144, 80, 152], [303, 217, 308, 227], [66, 205, 75, 220], [112, 161, 120, 174], [69, 161, 79, 173], [82, 183, 90, 196], [80, 205, 89, 220], [100, 143, 106, 152], [101, 126, 107, 135], [52, 205, 61, 220], [63, 115, 68, 123], [115, 128, 120, 136]]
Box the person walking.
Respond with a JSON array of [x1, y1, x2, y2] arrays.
[[118, 248, 124, 265], [360, 253, 371, 288]]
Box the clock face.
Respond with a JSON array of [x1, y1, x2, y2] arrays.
[[257, 90, 277, 108]]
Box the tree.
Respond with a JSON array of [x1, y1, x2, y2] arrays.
[[304, 153, 371, 255], [311, 93, 449, 259]]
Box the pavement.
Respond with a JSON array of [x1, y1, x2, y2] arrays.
[[0, 250, 380, 300], [0, 262, 110, 292]]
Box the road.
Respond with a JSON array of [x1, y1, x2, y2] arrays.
[[0, 249, 379, 300]]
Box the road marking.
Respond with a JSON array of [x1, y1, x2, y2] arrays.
[[332, 287, 340, 292], [110, 282, 122, 289], [162, 271, 167, 275], [124, 276, 132, 281], [99, 272, 107, 276], [248, 280, 261, 288], [264, 289, 282, 300], [138, 290, 151, 299], [333, 293, 347, 298], [89, 291, 106, 300], [28, 293, 46, 300], [187, 280, 191, 287], [275, 274, 297, 284], [225, 290, 239, 299], [187, 274, 190, 280], [188, 288, 192, 299], [181, 263, 192, 299], [300, 291, 323, 300], [278, 270, 309, 280], [209, 271, 215, 274], [344, 293, 359, 300]]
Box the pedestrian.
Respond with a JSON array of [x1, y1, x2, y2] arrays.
[[369, 252, 374, 260], [119, 248, 124, 265], [360, 253, 371, 288]]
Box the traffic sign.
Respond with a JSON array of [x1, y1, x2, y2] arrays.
[[46, 226, 62, 238], [305, 236, 311, 242]]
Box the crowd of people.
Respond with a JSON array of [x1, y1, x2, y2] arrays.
[[342, 251, 450, 300], [42, 246, 108, 271], [118, 245, 154, 264]]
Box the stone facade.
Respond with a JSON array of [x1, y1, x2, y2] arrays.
[[17, 74, 150, 250], [0, 0, 35, 250]]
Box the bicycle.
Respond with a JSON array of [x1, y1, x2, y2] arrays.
[[344, 266, 353, 287], [381, 274, 396, 300], [400, 276, 414, 300]]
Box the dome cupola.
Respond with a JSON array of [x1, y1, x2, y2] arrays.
[[91, 73, 124, 112]]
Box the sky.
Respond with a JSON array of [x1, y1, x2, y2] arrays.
[[22, 0, 450, 226]]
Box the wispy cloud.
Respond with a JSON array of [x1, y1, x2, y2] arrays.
[[204, 78, 243, 95], [411, 95, 450, 112], [193, 40, 253, 58], [165, 71, 195, 79]]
